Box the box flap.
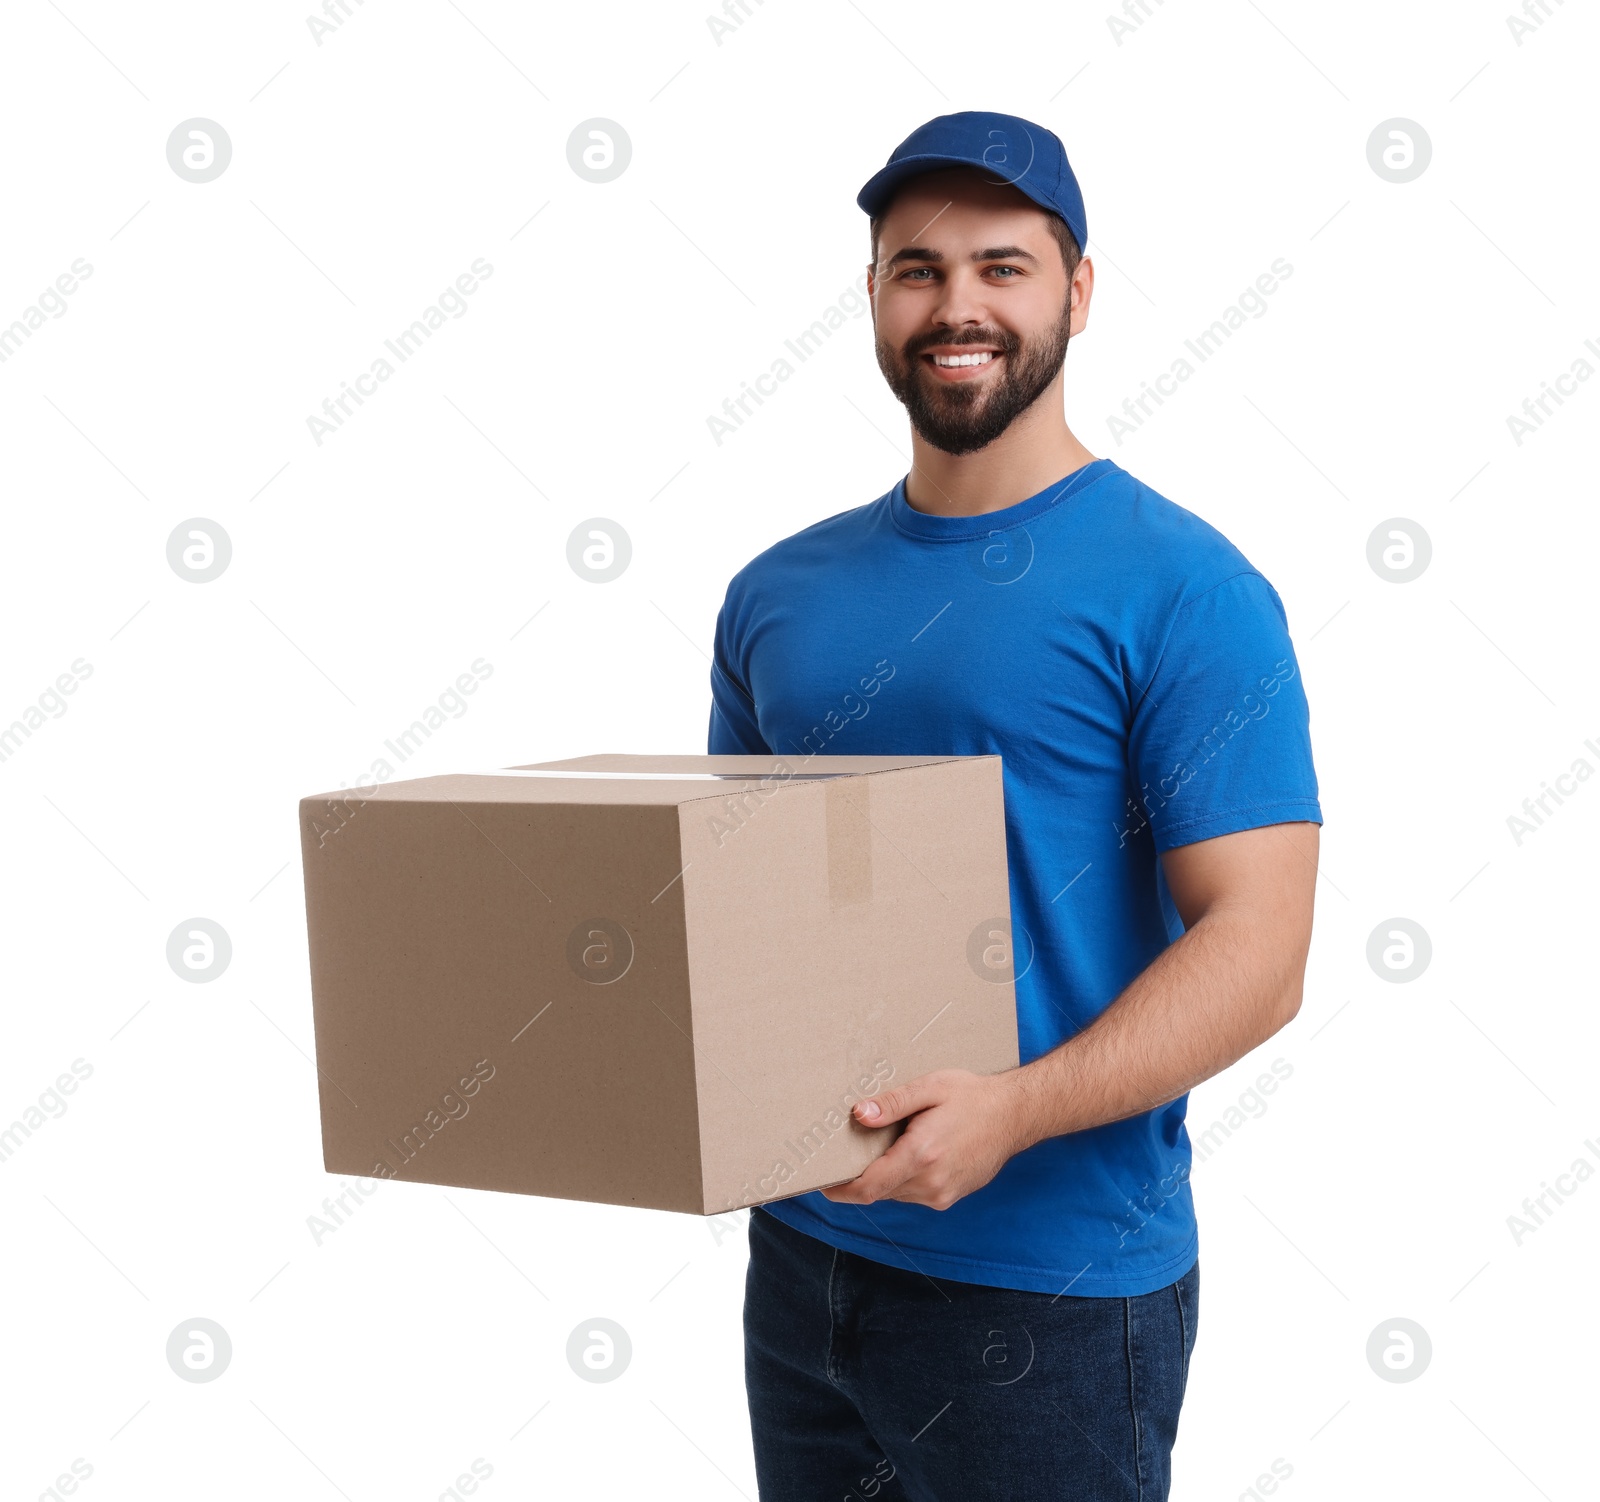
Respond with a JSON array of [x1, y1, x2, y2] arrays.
[[301, 754, 989, 809]]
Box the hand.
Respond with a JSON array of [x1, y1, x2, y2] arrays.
[[819, 1068, 1033, 1211]]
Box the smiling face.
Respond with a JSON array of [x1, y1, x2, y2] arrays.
[[869, 168, 1090, 456]]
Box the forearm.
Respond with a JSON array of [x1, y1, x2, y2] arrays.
[[1004, 904, 1307, 1149]]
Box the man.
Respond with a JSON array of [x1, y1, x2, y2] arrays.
[[706, 111, 1321, 1501]]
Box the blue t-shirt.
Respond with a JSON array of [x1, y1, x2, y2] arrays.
[[706, 458, 1321, 1297]]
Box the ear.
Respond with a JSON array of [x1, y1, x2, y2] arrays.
[[1069, 255, 1095, 338]]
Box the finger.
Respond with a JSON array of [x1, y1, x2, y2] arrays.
[[822, 1136, 922, 1204], [853, 1071, 948, 1127]]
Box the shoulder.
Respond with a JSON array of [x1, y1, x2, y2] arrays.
[[717, 493, 889, 606], [1082, 462, 1265, 601], [1070, 464, 1298, 675]]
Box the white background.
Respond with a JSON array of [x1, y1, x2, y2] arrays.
[[2, 0, 1596, 1498]]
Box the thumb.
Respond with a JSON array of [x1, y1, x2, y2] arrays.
[[853, 1074, 940, 1127]]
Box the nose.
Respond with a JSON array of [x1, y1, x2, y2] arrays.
[[928, 266, 992, 333]]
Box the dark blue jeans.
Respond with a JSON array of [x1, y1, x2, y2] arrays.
[[744, 1208, 1198, 1501]]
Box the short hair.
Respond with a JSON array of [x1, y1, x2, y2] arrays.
[[869, 206, 1082, 280]]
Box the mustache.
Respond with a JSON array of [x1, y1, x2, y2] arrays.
[[902, 328, 1020, 360]]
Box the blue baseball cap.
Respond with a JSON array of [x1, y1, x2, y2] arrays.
[[856, 110, 1087, 254]]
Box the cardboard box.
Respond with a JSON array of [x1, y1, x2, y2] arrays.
[[299, 753, 1019, 1215]]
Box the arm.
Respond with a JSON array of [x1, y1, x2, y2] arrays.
[[819, 820, 1319, 1210], [708, 585, 774, 756]]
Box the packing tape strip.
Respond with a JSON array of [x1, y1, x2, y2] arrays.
[[461, 769, 852, 781], [824, 775, 874, 909]]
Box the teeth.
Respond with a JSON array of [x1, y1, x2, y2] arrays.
[[933, 351, 995, 367]]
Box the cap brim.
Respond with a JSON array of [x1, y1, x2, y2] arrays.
[[856, 152, 1055, 219]]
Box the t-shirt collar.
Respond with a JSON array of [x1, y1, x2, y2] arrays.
[[888, 457, 1116, 541]]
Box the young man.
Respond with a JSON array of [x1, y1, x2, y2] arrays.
[[706, 111, 1321, 1501]]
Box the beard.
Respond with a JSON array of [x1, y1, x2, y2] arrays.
[[875, 301, 1073, 456]]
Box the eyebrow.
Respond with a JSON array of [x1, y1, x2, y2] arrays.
[[883, 244, 1041, 269]]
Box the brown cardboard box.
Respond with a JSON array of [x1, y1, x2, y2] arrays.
[[299, 753, 1019, 1215]]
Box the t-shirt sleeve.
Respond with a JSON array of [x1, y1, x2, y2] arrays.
[[1127, 571, 1322, 852], [707, 587, 772, 755]]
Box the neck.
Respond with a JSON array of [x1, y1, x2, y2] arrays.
[[902, 376, 1098, 517]]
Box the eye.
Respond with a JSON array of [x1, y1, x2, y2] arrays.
[[899, 267, 935, 281], [987, 265, 1022, 278]]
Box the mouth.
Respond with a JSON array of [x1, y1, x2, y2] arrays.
[[920, 347, 1003, 382]]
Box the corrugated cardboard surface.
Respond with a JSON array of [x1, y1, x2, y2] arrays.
[[302, 796, 705, 1211], [678, 758, 1019, 1212], [300, 754, 1019, 1216]]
